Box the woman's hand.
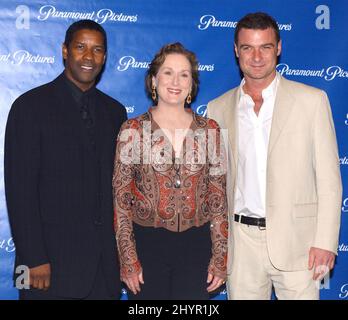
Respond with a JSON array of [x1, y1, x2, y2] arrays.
[[206, 273, 225, 292], [122, 271, 144, 295]]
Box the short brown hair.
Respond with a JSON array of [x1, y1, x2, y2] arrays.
[[145, 42, 199, 106], [234, 12, 280, 45]]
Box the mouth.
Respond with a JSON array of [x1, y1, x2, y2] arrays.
[[80, 65, 94, 72], [167, 88, 182, 95]]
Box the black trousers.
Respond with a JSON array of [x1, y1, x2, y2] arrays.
[[18, 260, 117, 300], [127, 222, 211, 300]]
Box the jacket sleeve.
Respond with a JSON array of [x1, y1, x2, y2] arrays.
[[113, 119, 142, 278], [312, 91, 342, 254], [4, 96, 48, 268], [206, 120, 228, 279]]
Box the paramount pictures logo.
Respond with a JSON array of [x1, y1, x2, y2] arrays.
[[338, 243, 348, 252], [126, 106, 135, 113], [117, 56, 214, 72], [198, 15, 292, 31], [0, 50, 54, 65], [342, 198, 348, 213], [277, 64, 348, 81], [0, 238, 15, 253], [340, 156, 348, 165], [339, 284, 348, 299], [38, 5, 138, 24], [196, 104, 207, 117]]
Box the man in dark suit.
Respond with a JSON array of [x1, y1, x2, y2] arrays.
[[4, 20, 127, 299]]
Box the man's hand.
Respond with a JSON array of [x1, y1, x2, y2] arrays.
[[207, 273, 225, 292], [29, 263, 51, 290], [308, 247, 335, 280]]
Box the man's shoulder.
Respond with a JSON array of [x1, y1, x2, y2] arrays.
[[279, 76, 325, 97], [96, 89, 126, 111], [208, 87, 239, 107], [15, 79, 56, 101], [207, 87, 239, 122], [11, 77, 59, 113]]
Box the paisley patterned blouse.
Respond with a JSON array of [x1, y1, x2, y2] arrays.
[[113, 108, 228, 279]]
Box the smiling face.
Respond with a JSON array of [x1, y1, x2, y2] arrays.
[[62, 29, 106, 91], [235, 27, 281, 86], [152, 53, 192, 108]]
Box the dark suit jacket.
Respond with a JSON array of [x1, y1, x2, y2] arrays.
[[4, 73, 127, 298]]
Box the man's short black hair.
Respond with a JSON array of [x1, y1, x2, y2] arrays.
[[235, 12, 280, 45], [64, 19, 107, 52]]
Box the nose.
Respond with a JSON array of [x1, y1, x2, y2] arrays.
[[252, 48, 262, 62], [172, 73, 179, 86], [83, 48, 93, 61]]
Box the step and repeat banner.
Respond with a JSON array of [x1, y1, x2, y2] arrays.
[[0, 0, 347, 300]]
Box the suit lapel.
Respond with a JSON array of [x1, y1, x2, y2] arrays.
[[52, 74, 97, 155], [268, 76, 295, 156], [94, 91, 109, 159], [223, 88, 240, 171]]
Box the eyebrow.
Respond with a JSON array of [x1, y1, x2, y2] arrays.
[[161, 66, 191, 72], [75, 42, 105, 50], [239, 43, 275, 47], [74, 40, 104, 46]]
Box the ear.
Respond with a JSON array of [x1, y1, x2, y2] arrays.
[[277, 40, 282, 57], [62, 43, 68, 60], [234, 43, 239, 58]]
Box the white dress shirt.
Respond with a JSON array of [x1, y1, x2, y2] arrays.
[[234, 73, 280, 218]]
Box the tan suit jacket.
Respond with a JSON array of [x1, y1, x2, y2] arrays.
[[207, 75, 342, 273]]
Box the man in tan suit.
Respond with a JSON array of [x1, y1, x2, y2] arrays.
[[207, 12, 342, 300]]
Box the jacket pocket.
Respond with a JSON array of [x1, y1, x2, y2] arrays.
[[293, 203, 318, 218]]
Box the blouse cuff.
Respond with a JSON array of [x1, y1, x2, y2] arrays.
[[208, 258, 227, 279], [121, 260, 142, 279]]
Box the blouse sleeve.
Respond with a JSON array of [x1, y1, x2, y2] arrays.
[[206, 120, 228, 279], [113, 119, 142, 279]]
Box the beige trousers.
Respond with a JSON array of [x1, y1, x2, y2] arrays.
[[227, 220, 319, 300]]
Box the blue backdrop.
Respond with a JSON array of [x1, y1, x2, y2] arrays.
[[0, 0, 347, 300]]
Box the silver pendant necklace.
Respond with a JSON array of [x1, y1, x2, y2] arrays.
[[173, 158, 181, 188]]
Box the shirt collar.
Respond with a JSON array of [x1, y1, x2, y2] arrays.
[[240, 72, 280, 100], [63, 72, 96, 105]]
